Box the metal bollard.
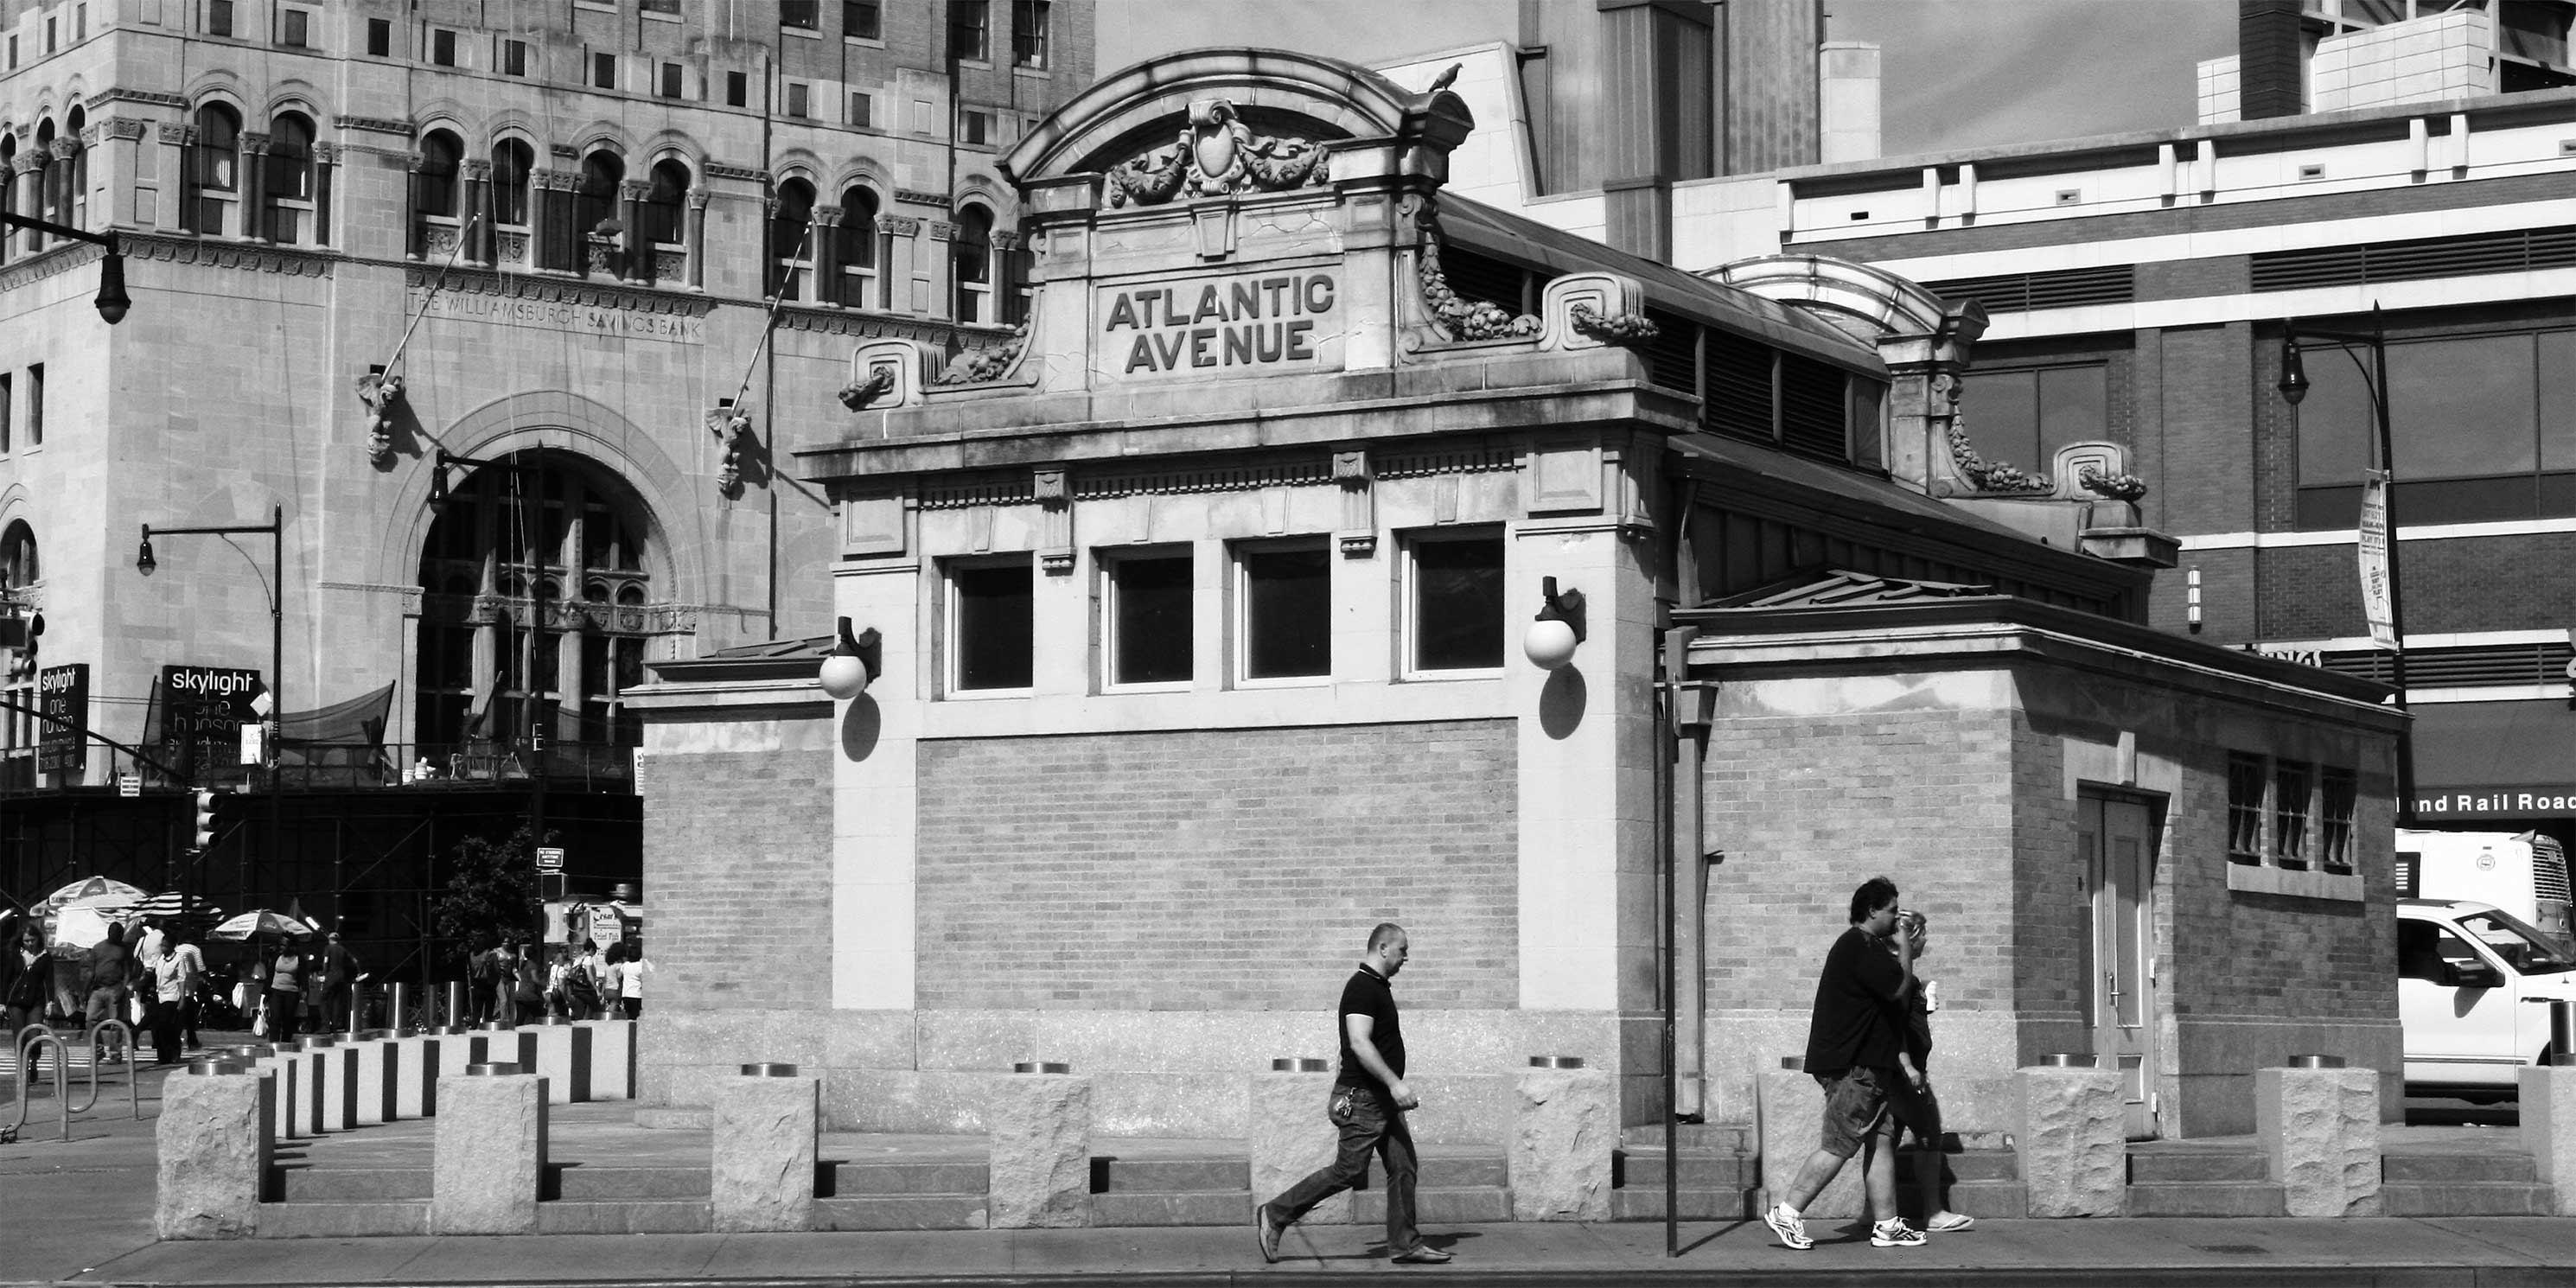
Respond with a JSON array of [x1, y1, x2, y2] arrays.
[[443, 982, 466, 1030], [2555, 1000, 2576, 1066], [388, 984, 411, 1035]]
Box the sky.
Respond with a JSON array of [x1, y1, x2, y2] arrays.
[[1094, 0, 2241, 160]]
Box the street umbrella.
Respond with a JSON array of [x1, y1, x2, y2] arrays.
[[39, 877, 151, 913], [210, 909, 319, 941], [59, 889, 148, 917], [131, 892, 225, 922]]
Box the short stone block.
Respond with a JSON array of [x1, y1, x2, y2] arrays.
[[2013, 1067, 2125, 1218], [2519, 1064, 2576, 1216], [394, 1036, 442, 1119], [577, 1020, 634, 1100], [1757, 1067, 1862, 1221], [987, 1073, 1091, 1228], [1248, 1071, 1349, 1224], [353, 1038, 399, 1125], [526, 1024, 593, 1105], [2256, 1066, 2380, 1217], [711, 1074, 819, 1233], [316, 1045, 360, 1132], [432, 1074, 549, 1234], [156, 1072, 272, 1239], [1509, 1067, 1612, 1221]]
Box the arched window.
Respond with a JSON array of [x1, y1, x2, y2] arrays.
[[641, 158, 688, 246], [264, 111, 316, 244], [836, 185, 878, 308], [412, 130, 462, 258], [62, 107, 86, 231], [489, 137, 532, 227], [1, 136, 16, 265], [572, 150, 622, 273], [188, 103, 240, 235], [414, 452, 659, 768], [2, 521, 35, 590], [768, 177, 815, 300], [952, 204, 993, 323], [31, 120, 56, 248]]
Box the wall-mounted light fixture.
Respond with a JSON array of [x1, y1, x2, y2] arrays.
[[819, 616, 883, 699], [2186, 567, 2202, 634], [1523, 577, 1588, 671]]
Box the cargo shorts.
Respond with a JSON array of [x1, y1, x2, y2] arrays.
[[1814, 1065, 1899, 1158]]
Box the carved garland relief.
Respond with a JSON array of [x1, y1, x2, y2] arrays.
[[1106, 99, 1329, 208]]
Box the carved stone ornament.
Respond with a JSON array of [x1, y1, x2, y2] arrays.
[[1566, 303, 1660, 346], [1939, 374, 2050, 494], [356, 372, 406, 466], [1106, 98, 1329, 208], [933, 323, 1030, 386], [425, 223, 462, 257], [585, 231, 619, 275], [838, 364, 897, 411], [707, 404, 754, 495], [1412, 196, 1539, 342]]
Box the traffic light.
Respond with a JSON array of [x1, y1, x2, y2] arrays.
[[191, 788, 217, 853]]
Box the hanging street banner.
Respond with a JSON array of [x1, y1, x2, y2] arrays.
[[2359, 470, 2396, 651], [35, 663, 86, 776]]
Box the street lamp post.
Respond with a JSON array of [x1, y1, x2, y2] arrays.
[[0, 212, 131, 323], [136, 506, 285, 910], [2276, 306, 2414, 825]]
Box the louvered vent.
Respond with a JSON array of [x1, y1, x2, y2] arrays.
[[2318, 641, 2576, 687], [1642, 309, 1698, 394], [2251, 226, 2576, 291], [1778, 355, 1849, 463], [1919, 265, 2135, 313], [1702, 329, 1776, 444], [2535, 835, 2573, 905]]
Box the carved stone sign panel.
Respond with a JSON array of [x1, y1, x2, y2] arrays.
[[1096, 269, 1341, 382], [405, 289, 707, 343]]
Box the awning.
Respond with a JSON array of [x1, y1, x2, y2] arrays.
[[2412, 698, 2576, 819]]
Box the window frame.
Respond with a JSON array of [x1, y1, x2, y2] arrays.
[[24, 363, 41, 450], [1232, 538, 1333, 686], [1099, 545, 1196, 692], [501, 38, 528, 77], [949, 0, 991, 63], [1011, 0, 1049, 69], [844, 0, 883, 42], [591, 51, 616, 90], [943, 556, 1036, 697], [207, 0, 233, 38], [1401, 526, 1508, 679], [277, 4, 314, 49], [2228, 749, 2359, 873]]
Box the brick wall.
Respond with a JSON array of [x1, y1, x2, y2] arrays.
[[2157, 322, 2259, 538], [915, 720, 1517, 1011], [642, 739, 835, 1012]]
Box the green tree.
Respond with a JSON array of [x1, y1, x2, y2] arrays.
[[430, 824, 541, 961]]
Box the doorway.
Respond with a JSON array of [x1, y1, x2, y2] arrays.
[[2078, 793, 2162, 1140]]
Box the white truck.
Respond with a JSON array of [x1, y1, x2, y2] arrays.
[[2396, 828, 2573, 944]]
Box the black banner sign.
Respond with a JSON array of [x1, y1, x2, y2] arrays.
[[35, 663, 86, 776]]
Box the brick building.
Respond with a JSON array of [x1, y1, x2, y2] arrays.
[[0, 0, 1092, 962], [631, 48, 2403, 1144]]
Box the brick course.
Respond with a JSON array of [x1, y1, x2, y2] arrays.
[[643, 742, 836, 1013]]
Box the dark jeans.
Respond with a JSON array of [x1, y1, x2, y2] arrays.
[[145, 996, 182, 1063], [1262, 1084, 1423, 1254], [264, 989, 301, 1042]]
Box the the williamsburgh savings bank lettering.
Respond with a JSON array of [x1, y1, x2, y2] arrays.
[[1106, 272, 1337, 374]]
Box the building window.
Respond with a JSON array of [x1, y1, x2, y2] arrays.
[[1012, 0, 1049, 67], [208, 0, 233, 37], [845, 0, 881, 39], [769, 178, 815, 299], [726, 71, 749, 107], [367, 18, 390, 55], [503, 39, 527, 76], [640, 0, 679, 12], [1237, 543, 1329, 681], [572, 151, 623, 272], [431, 29, 456, 65], [490, 138, 532, 226], [592, 52, 615, 89], [836, 185, 878, 307], [1105, 550, 1193, 687], [781, 0, 819, 29], [186, 102, 241, 235], [74, 4, 86, 42], [2, 522, 33, 590], [786, 82, 811, 118], [959, 109, 991, 144], [2272, 759, 2313, 870], [1960, 362, 2107, 481], [262, 112, 317, 245], [0, 373, 11, 453], [950, 0, 989, 61], [2229, 749, 2356, 870], [1406, 530, 1505, 673], [2319, 767, 2357, 874], [641, 160, 690, 247], [651, 61, 679, 98], [2226, 752, 2267, 864], [848, 91, 873, 128], [2296, 328, 2576, 528], [948, 561, 1033, 692], [411, 131, 462, 253], [7, 35, 16, 67], [23, 364, 41, 448], [279, 7, 309, 48], [46, 15, 56, 51], [952, 205, 992, 322]]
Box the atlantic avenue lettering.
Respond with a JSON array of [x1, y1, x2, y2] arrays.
[[1103, 271, 1338, 378]]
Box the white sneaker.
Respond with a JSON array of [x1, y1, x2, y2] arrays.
[[1763, 1202, 1813, 1251], [1871, 1217, 1927, 1247]]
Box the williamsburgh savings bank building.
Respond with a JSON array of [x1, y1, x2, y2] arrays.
[[632, 49, 2407, 1145]]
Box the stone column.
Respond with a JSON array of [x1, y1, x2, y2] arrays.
[[156, 1068, 273, 1239], [813, 207, 845, 306], [1509, 1061, 1613, 1221], [619, 178, 648, 279], [239, 132, 270, 241], [460, 159, 493, 263], [711, 1066, 819, 1233], [393, 1034, 443, 1118], [1757, 1060, 1862, 1219], [13, 154, 48, 255], [2013, 1064, 2126, 1218], [1248, 1063, 1347, 1224], [685, 190, 710, 290], [2256, 1062, 2379, 1217], [526, 1022, 592, 1104], [575, 1018, 633, 1100], [431, 1070, 548, 1234], [2521, 1064, 2576, 1215], [987, 1068, 1091, 1228]]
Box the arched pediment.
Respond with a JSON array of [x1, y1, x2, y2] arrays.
[[1707, 254, 1979, 341]]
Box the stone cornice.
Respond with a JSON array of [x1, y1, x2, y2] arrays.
[[893, 188, 947, 207], [123, 233, 339, 277], [90, 87, 188, 110], [333, 114, 413, 136], [412, 264, 716, 317], [775, 305, 964, 344], [0, 239, 111, 296], [702, 161, 765, 182]]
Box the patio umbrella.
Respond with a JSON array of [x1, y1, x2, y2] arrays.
[[39, 877, 150, 913], [210, 909, 319, 941], [131, 892, 225, 921], [51, 905, 114, 949], [58, 889, 148, 917]]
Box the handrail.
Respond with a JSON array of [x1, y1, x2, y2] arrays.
[[72, 1020, 140, 1119], [8, 1033, 69, 1141]]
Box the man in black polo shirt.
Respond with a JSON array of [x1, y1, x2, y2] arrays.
[[1763, 876, 1924, 1251], [1255, 921, 1451, 1266]]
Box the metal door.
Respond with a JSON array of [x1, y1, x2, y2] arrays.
[[2080, 794, 2161, 1139]]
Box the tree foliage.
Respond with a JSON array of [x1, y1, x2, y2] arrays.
[[430, 824, 541, 960]]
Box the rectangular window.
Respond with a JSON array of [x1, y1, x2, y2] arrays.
[[781, 0, 819, 29], [8, 36, 16, 67], [1012, 0, 1049, 67], [24, 365, 41, 449], [2226, 752, 2267, 864], [2273, 759, 2312, 870], [959, 110, 990, 144], [75, 3, 86, 41], [280, 8, 308, 47], [432, 29, 456, 66], [367, 18, 389, 55], [1106, 551, 1194, 686], [207, 1, 231, 37], [950, 0, 989, 61], [1959, 362, 2107, 480], [2318, 767, 2357, 873], [592, 52, 615, 89], [848, 92, 873, 128], [949, 562, 1033, 692], [503, 39, 527, 76], [1407, 531, 1505, 673], [1237, 544, 1330, 681], [659, 61, 684, 99], [0, 374, 11, 454], [640, 0, 679, 12], [845, 0, 882, 39], [2298, 328, 2576, 528], [726, 71, 749, 107], [787, 82, 811, 118], [45, 16, 55, 52]]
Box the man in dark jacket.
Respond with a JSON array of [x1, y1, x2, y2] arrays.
[[1763, 877, 1921, 1251], [83, 921, 133, 1061]]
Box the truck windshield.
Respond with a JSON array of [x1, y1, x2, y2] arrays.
[[2458, 909, 2576, 975]]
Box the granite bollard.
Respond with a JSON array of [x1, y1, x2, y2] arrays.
[[1248, 1062, 1349, 1224], [2522, 1063, 2576, 1215], [351, 1035, 399, 1125], [156, 1068, 272, 1239], [711, 1065, 819, 1233], [393, 1035, 443, 1119], [1509, 1059, 1613, 1221], [987, 1066, 1091, 1228], [2013, 1063, 2125, 1217], [1757, 1060, 1863, 1220], [432, 1068, 548, 1234], [576, 1019, 634, 1100], [524, 1023, 593, 1105], [2257, 1062, 2380, 1217], [250, 1050, 299, 1144], [312, 1041, 360, 1132]]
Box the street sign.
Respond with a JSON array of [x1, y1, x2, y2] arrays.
[[2358, 471, 2396, 651], [117, 774, 140, 798], [35, 663, 86, 777], [158, 665, 262, 781], [535, 845, 566, 872]]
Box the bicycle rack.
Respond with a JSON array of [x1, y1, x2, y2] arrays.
[[9, 1031, 69, 1142], [73, 1020, 141, 1119]]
